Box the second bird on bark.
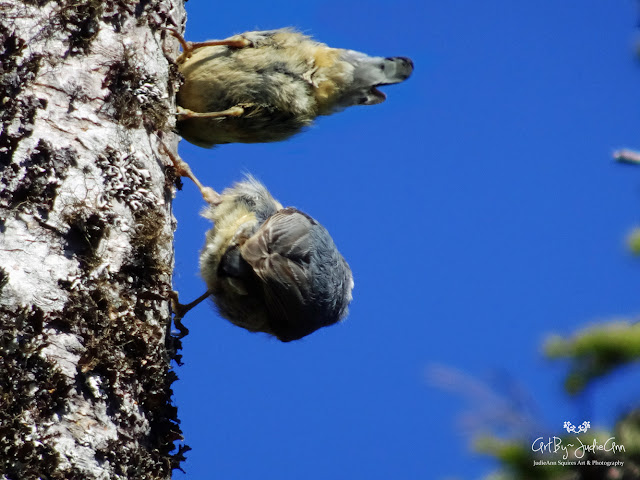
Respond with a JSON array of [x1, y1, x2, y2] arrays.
[[173, 28, 414, 147]]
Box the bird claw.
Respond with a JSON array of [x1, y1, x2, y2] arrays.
[[169, 290, 212, 339], [166, 28, 252, 63], [175, 105, 245, 120], [158, 140, 221, 204], [169, 291, 190, 338]]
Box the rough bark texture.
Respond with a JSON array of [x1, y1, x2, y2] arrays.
[[0, 0, 187, 478]]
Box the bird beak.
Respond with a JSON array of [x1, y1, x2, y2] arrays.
[[368, 87, 386, 104]]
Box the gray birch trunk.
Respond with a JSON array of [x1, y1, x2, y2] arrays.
[[0, 0, 187, 478]]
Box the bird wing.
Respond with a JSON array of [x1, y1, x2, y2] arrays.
[[240, 208, 315, 338]]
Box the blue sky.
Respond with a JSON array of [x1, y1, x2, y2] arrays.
[[171, 2, 640, 478]]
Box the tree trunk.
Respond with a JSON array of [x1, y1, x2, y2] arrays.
[[0, 0, 187, 478]]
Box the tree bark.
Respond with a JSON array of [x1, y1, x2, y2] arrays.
[[0, 0, 187, 478]]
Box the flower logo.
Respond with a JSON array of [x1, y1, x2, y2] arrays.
[[563, 421, 591, 434]]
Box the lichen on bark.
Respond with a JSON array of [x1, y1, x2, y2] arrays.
[[0, 0, 187, 478]]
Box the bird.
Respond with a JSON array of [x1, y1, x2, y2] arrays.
[[166, 167, 354, 342], [171, 28, 414, 147]]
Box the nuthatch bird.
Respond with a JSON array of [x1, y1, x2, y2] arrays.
[[170, 28, 414, 147], [163, 152, 354, 341]]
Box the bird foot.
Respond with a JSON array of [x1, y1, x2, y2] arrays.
[[169, 290, 212, 339], [165, 28, 252, 62], [175, 105, 245, 120], [158, 140, 221, 205]]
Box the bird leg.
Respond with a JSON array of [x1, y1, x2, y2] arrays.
[[159, 140, 221, 205], [175, 105, 246, 120], [166, 28, 252, 62], [169, 290, 212, 338]]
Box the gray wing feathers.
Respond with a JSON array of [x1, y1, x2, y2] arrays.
[[241, 208, 313, 302], [240, 208, 352, 341]]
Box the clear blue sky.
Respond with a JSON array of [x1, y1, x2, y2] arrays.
[[172, 2, 640, 478]]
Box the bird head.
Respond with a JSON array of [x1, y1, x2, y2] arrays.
[[332, 50, 414, 109]]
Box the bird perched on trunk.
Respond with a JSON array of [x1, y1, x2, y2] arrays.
[[171, 28, 414, 147], [199, 177, 353, 341], [164, 160, 355, 342]]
